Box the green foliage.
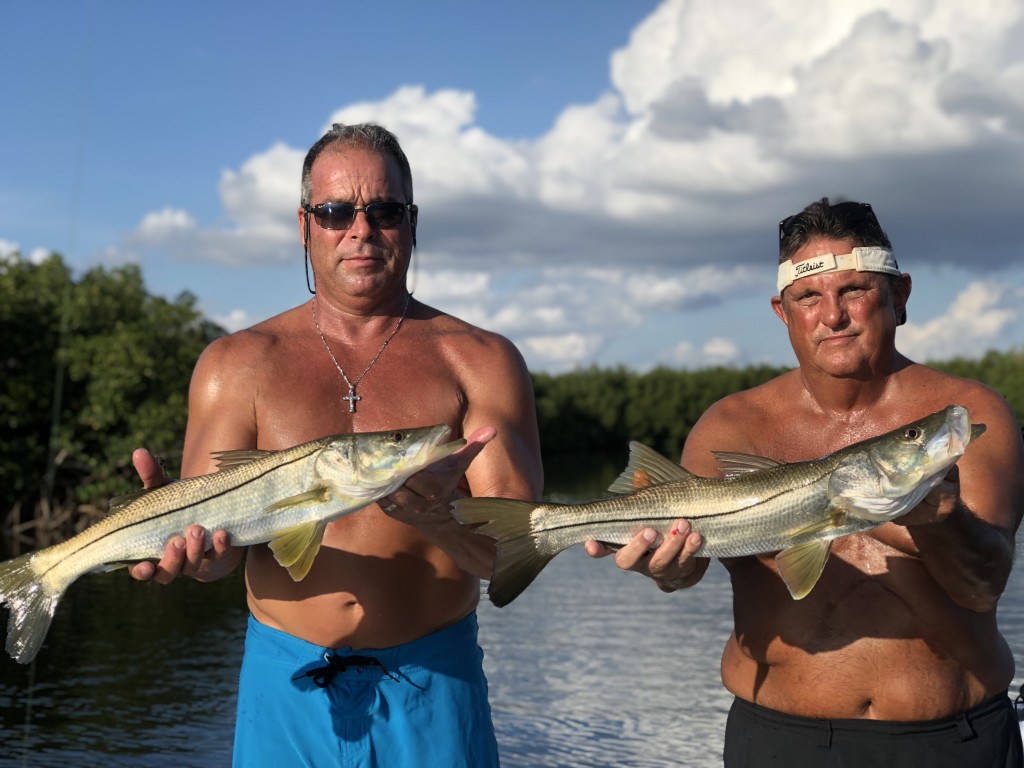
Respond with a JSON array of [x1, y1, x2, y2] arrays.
[[932, 349, 1024, 423], [5, 249, 1023, 542], [533, 353, 1024, 459], [0, 253, 224, 526], [533, 363, 790, 458]]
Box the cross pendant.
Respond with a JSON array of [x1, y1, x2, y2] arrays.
[[342, 387, 361, 413]]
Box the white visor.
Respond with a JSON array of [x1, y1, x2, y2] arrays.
[[777, 246, 900, 293]]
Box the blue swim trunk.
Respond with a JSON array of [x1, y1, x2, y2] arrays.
[[232, 612, 498, 768]]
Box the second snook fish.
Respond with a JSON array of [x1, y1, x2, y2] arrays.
[[453, 405, 983, 607]]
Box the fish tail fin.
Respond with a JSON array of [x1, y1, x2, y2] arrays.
[[0, 554, 62, 664], [451, 498, 554, 607]]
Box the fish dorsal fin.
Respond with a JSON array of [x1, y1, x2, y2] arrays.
[[632, 469, 655, 489], [268, 521, 328, 581], [713, 451, 786, 477], [774, 539, 832, 600], [608, 442, 692, 494], [211, 448, 274, 471]]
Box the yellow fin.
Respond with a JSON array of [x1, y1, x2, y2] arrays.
[[268, 521, 328, 581], [266, 486, 329, 512], [774, 540, 832, 600], [451, 498, 553, 607]]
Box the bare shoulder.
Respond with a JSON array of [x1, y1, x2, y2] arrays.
[[903, 364, 1020, 431], [902, 363, 1024, 526], [182, 305, 309, 475], [682, 371, 799, 475], [415, 304, 530, 383], [192, 306, 306, 383]]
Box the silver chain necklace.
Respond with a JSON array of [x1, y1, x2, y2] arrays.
[[311, 293, 410, 413]]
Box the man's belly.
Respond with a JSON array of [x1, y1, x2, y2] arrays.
[[243, 528, 480, 650], [721, 547, 1014, 720]]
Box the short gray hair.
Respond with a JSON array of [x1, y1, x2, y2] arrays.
[[300, 123, 414, 205]]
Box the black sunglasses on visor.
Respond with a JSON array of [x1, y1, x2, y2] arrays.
[[304, 201, 413, 230], [778, 201, 880, 244]]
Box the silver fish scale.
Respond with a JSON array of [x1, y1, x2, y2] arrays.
[[530, 455, 878, 558], [0, 424, 459, 665], [29, 431, 437, 592]]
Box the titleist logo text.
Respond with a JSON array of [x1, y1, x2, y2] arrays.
[[795, 260, 826, 275]]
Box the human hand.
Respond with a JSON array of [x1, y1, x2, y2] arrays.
[[584, 518, 706, 592], [895, 465, 962, 527], [379, 427, 495, 528], [126, 448, 239, 584], [132, 447, 170, 490]]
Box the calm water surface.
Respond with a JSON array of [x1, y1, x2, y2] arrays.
[[2, 458, 1024, 767]]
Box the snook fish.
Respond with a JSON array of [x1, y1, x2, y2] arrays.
[[453, 405, 982, 607], [0, 425, 464, 664]]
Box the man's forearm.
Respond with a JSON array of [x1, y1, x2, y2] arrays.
[[908, 503, 1015, 612]]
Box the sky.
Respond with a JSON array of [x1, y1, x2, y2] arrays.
[[3, 0, 1024, 374]]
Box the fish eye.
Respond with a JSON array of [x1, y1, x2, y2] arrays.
[[904, 427, 921, 440], [390, 431, 405, 442]]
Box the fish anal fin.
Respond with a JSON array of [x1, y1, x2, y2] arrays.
[[774, 540, 832, 600], [608, 442, 692, 494], [268, 522, 328, 582]]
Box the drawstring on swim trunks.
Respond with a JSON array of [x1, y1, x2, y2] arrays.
[[292, 653, 399, 688]]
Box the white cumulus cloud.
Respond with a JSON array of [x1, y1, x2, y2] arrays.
[[104, 0, 1024, 371]]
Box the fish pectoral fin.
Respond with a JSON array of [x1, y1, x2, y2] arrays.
[[266, 486, 331, 512], [608, 442, 693, 494], [268, 522, 328, 582], [712, 452, 786, 477], [774, 540, 832, 600]]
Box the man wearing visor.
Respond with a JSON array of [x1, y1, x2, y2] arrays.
[[592, 198, 1024, 765]]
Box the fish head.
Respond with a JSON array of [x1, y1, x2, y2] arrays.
[[315, 425, 466, 496], [830, 405, 985, 522]]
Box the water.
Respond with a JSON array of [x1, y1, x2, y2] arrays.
[[3, 461, 1024, 767]]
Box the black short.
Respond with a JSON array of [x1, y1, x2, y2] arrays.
[[723, 692, 1023, 767]]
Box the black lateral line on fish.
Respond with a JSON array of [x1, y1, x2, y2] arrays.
[[532, 477, 830, 537], [38, 446, 325, 578]]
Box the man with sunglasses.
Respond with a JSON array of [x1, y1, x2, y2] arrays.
[[129, 123, 543, 766], [589, 198, 1024, 765]]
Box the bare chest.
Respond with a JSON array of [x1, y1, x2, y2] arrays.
[[251, 341, 465, 450]]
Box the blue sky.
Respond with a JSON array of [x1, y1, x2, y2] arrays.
[[3, 0, 1024, 373]]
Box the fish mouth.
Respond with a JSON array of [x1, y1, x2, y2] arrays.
[[423, 425, 466, 462], [940, 405, 978, 459]]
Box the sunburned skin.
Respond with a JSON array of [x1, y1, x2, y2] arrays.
[[131, 145, 544, 652], [682, 237, 1024, 720], [591, 232, 1024, 723]]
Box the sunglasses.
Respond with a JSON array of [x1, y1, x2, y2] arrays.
[[778, 201, 879, 244], [304, 201, 413, 231]]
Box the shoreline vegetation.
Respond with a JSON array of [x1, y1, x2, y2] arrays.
[[4, 254, 1023, 554]]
